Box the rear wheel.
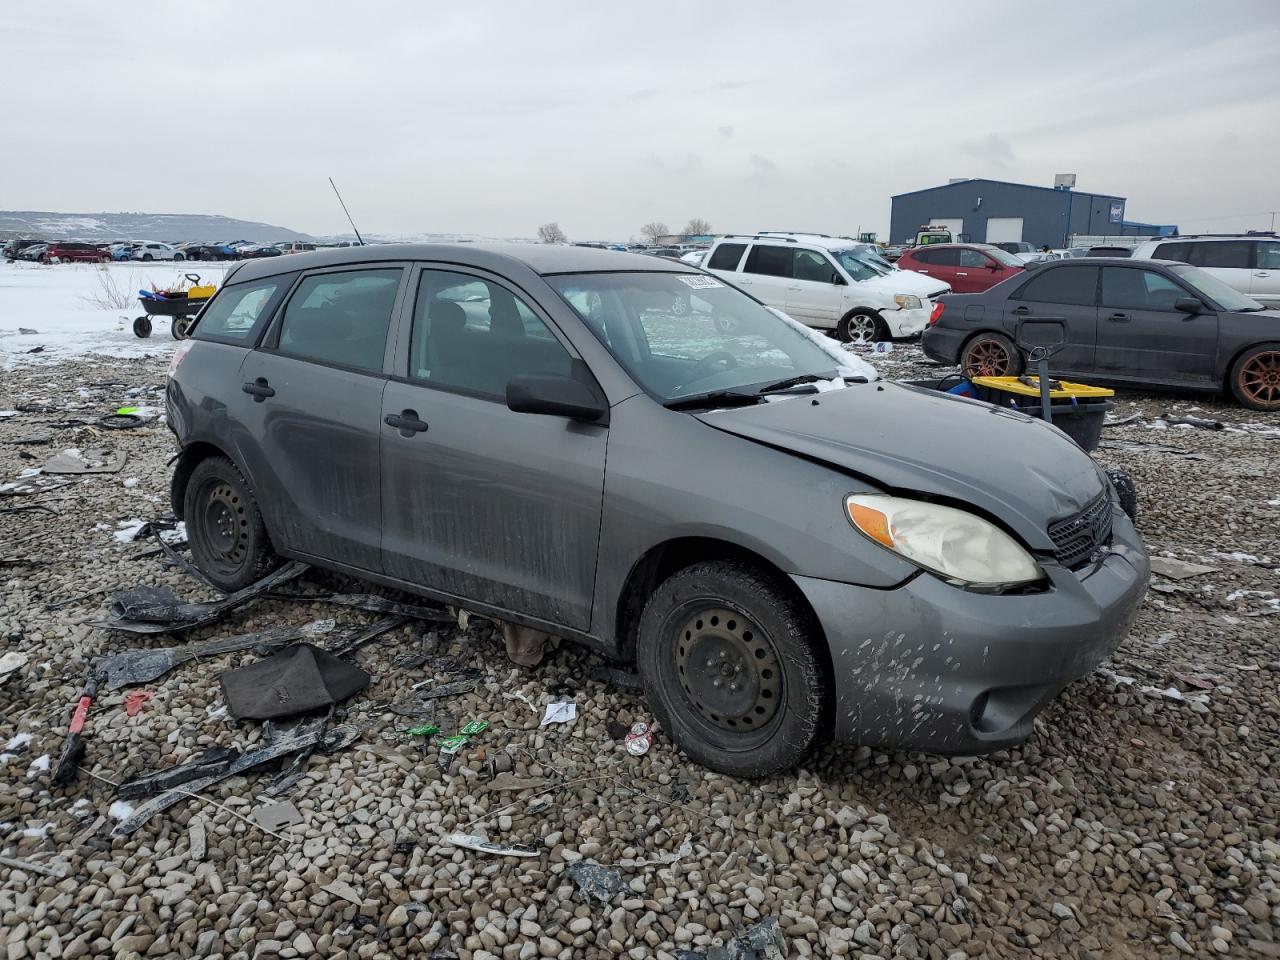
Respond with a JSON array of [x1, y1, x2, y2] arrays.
[[132, 316, 152, 338], [636, 561, 830, 777], [837, 310, 885, 344], [961, 331, 1024, 377], [142, 254, 154, 261], [185, 456, 278, 592], [174, 253, 185, 262], [1229, 344, 1280, 412]]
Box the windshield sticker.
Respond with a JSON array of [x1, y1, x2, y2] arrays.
[[676, 275, 724, 290]]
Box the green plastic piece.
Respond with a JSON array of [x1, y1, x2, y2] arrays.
[[458, 720, 488, 736], [437, 735, 468, 754], [407, 724, 439, 737]]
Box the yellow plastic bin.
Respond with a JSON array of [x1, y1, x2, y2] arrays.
[[970, 376, 1115, 451]]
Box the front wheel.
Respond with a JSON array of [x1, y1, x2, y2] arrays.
[[837, 310, 885, 344], [961, 331, 1024, 377], [185, 456, 278, 592], [636, 561, 830, 778], [142, 254, 154, 261], [132, 316, 152, 338], [1229, 343, 1280, 412], [172, 316, 194, 340], [174, 253, 185, 262]]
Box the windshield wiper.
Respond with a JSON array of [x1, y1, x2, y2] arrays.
[[756, 373, 831, 394], [663, 390, 761, 411]]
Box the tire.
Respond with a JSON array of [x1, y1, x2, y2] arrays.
[[1228, 343, 1280, 412], [132, 316, 152, 338], [171, 316, 193, 340], [142, 254, 154, 261], [184, 456, 278, 592], [1105, 467, 1138, 522], [174, 253, 185, 262], [836, 310, 886, 344], [961, 331, 1024, 377], [636, 560, 830, 778]]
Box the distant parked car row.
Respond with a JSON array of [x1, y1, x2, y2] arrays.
[[3, 238, 320, 264]]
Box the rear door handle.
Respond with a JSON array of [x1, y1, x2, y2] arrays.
[[1107, 312, 1131, 323], [241, 378, 275, 401], [384, 410, 429, 436], [1011, 306, 1030, 315], [1255, 271, 1271, 277], [917, 269, 930, 273], [956, 272, 968, 276]]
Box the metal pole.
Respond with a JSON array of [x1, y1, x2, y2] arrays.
[[1038, 351, 1053, 426]]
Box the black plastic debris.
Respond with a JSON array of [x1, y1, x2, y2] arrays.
[[220, 644, 370, 721], [117, 747, 240, 800], [388, 679, 478, 717], [675, 919, 785, 960], [273, 591, 455, 624], [96, 624, 308, 691], [329, 616, 410, 657], [91, 560, 308, 634], [590, 665, 645, 691], [671, 783, 691, 804], [567, 861, 628, 905], [96, 414, 145, 430], [112, 720, 326, 836]]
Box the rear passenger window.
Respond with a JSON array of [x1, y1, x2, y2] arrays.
[[1154, 242, 1191, 263], [196, 277, 284, 342], [1196, 241, 1251, 269], [1012, 266, 1099, 306], [926, 249, 961, 266], [743, 245, 792, 278], [277, 268, 402, 372], [706, 243, 747, 271], [410, 270, 572, 398]]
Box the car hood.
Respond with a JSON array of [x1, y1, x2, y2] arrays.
[[695, 382, 1106, 552], [883, 268, 950, 299]]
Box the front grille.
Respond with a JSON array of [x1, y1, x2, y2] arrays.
[[1048, 493, 1113, 569]]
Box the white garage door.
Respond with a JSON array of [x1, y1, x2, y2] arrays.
[[985, 218, 1025, 243], [927, 218, 964, 242]]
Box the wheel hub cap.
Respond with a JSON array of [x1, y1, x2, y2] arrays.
[[204, 482, 247, 562], [674, 607, 782, 731], [1242, 352, 1280, 405]]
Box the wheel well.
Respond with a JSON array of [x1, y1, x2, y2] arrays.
[[170, 441, 229, 519], [1223, 341, 1280, 393], [613, 538, 831, 675]]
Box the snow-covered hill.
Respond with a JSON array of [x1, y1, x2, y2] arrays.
[[0, 210, 313, 242]]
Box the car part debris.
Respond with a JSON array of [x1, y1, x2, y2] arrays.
[[567, 861, 627, 903], [329, 616, 410, 656], [117, 746, 241, 800], [590, 665, 644, 691], [445, 833, 540, 857], [112, 721, 326, 836], [1163, 413, 1224, 430], [96, 624, 310, 691], [41, 447, 126, 475], [1149, 557, 1219, 580], [123, 691, 153, 717], [253, 801, 304, 831], [676, 918, 785, 960], [1097, 438, 1212, 460], [51, 668, 103, 786], [388, 679, 479, 716], [0, 651, 28, 685], [1103, 413, 1141, 427], [220, 643, 371, 721], [624, 721, 653, 756], [273, 591, 455, 624], [0, 854, 69, 879], [91, 560, 308, 634], [321, 880, 365, 905], [540, 701, 577, 726]]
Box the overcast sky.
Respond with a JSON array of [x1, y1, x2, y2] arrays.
[[5, 2, 1278, 241]]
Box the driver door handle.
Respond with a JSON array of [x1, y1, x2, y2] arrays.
[[1107, 312, 1132, 323], [385, 410, 429, 436], [1011, 306, 1030, 315], [241, 378, 275, 401], [1255, 271, 1271, 277]]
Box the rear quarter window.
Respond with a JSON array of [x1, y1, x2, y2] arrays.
[[194, 277, 289, 344]]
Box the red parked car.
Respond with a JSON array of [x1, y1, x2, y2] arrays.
[[896, 243, 1024, 293], [43, 242, 111, 264]]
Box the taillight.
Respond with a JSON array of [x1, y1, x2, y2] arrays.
[[929, 301, 945, 326], [168, 339, 195, 378]]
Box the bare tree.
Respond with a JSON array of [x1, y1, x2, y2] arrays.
[[640, 222, 669, 244], [683, 218, 712, 236], [537, 222, 567, 244]]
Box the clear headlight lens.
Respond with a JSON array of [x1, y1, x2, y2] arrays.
[[893, 294, 922, 310], [846, 494, 1042, 586]]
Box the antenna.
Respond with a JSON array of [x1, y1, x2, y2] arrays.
[[328, 177, 365, 246]]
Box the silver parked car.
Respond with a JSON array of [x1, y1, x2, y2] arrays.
[[166, 244, 1149, 776]]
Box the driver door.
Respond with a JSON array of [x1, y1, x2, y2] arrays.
[[786, 248, 842, 327]]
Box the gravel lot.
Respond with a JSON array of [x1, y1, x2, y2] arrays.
[[1, 344, 1278, 960]]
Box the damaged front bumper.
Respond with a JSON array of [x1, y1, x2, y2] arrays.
[[884, 302, 932, 339], [793, 504, 1149, 755]]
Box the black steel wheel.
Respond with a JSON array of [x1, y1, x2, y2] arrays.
[[637, 561, 830, 777], [132, 316, 152, 338], [184, 456, 277, 592]]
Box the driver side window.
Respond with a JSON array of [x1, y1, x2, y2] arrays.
[[793, 249, 836, 284]]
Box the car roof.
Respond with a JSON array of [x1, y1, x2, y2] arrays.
[[227, 241, 699, 284], [719, 233, 862, 252], [905, 243, 1002, 251]]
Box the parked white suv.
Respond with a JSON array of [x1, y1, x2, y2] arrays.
[[703, 233, 948, 341], [1131, 234, 1280, 307], [131, 241, 181, 261]]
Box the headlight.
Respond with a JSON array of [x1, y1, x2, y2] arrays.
[[846, 494, 1042, 586], [893, 294, 922, 310]]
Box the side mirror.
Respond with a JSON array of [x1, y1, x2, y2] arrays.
[[1174, 297, 1204, 314], [830, 271, 845, 286], [988, 262, 1001, 270], [507, 373, 607, 422]]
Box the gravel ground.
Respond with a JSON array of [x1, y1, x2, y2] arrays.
[[1, 346, 1278, 960]]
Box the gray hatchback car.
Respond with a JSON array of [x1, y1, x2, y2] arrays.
[[166, 244, 1149, 776]]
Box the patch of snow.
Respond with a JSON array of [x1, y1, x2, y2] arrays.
[[122, 477, 140, 488], [5, 732, 33, 751], [22, 826, 49, 839], [17, 467, 41, 479], [112, 519, 147, 543], [27, 754, 51, 777], [108, 800, 136, 822]]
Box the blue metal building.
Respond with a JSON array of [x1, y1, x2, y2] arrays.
[[890, 178, 1141, 248]]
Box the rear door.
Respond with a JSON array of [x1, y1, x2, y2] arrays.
[[786, 248, 842, 327], [380, 266, 606, 630], [1251, 240, 1280, 307], [735, 244, 793, 312], [1003, 265, 1099, 374], [914, 248, 962, 290], [1095, 266, 1218, 385], [235, 264, 408, 571]]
